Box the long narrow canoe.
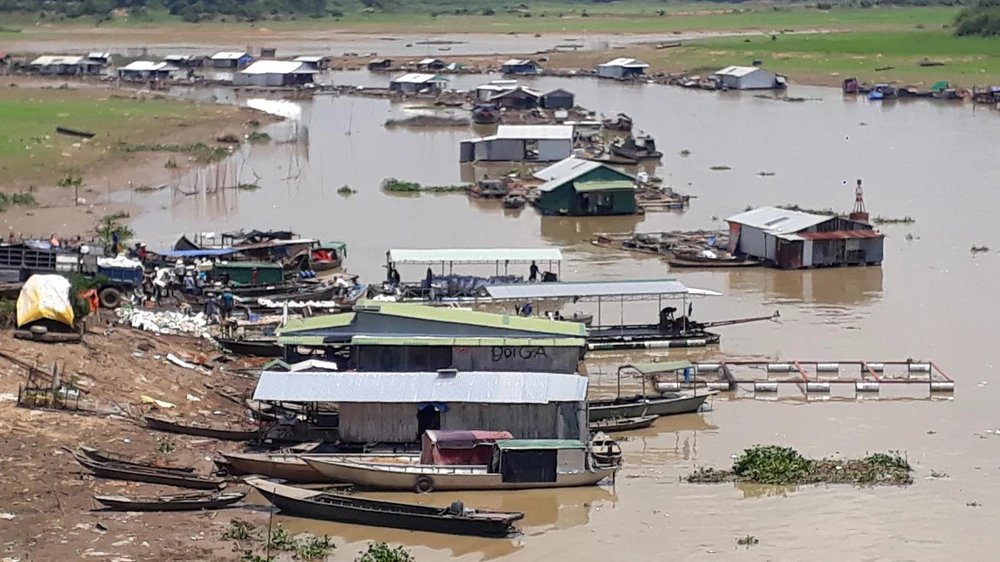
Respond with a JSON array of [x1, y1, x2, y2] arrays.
[[73, 454, 225, 490], [144, 415, 260, 442], [77, 445, 195, 473], [218, 452, 419, 483], [249, 478, 522, 538], [95, 491, 244, 512]]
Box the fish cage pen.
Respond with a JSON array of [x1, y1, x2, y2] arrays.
[[635, 360, 954, 399]]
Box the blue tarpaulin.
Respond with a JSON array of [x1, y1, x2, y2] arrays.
[[154, 248, 237, 258]]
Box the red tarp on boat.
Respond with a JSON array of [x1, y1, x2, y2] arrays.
[[421, 430, 513, 465]]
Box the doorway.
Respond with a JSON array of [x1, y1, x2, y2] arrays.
[[416, 404, 442, 439]]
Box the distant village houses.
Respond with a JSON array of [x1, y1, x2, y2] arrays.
[[460, 125, 574, 163], [117, 61, 184, 82], [533, 156, 637, 216], [501, 59, 542, 76], [390, 73, 449, 94], [597, 58, 649, 80], [234, 61, 317, 87], [713, 66, 786, 90], [209, 51, 251, 69]]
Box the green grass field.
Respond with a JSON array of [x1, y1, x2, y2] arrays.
[[652, 28, 1000, 85], [0, 92, 234, 183]]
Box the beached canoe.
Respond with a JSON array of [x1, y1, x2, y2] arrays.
[[77, 445, 195, 473], [94, 491, 244, 512], [72, 454, 226, 490], [249, 478, 523, 538], [144, 415, 260, 442], [218, 451, 419, 483]]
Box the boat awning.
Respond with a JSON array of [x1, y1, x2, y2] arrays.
[[484, 279, 721, 302], [387, 248, 562, 265], [622, 361, 695, 375], [253, 370, 588, 403], [154, 248, 237, 258]]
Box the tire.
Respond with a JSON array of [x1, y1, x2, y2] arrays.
[[98, 287, 123, 309], [414, 475, 435, 494]]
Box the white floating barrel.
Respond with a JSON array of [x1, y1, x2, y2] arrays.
[[816, 363, 840, 373], [655, 381, 681, 392], [766, 363, 793, 373], [696, 363, 721, 372], [930, 381, 956, 392], [754, 382, 779, 393], [865, 363, 885, 372], [707, 382, 731, 391], [805, 382, 831, 393], [907, 363, 931, 373], [856, 381, 881, 392]]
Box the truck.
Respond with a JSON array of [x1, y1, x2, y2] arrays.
[[0, 244, 144, 308]]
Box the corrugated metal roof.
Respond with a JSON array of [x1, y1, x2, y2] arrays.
[[387, 248, 562, 264], [418, 58, 443, 65], [120, 61, 177, 72], [88, 51, 111, 59], [484, 279, 721, 300], [392, 72, 448, 84], [502, 59, 536, 66], [487, 86, 543, 100], [363, 302, 587, 337], [350, 335, 585, 347], [534, 156, 600, 181], [625, 361, 695, 374], [797, 230, 884, 240], [240, 60, 315, 75], [276, 313, 356, 335], [496, 439, 585, 450], [715, 65, 761, 77], [252, 371, 589, 403], [573, 180, 635, 193], [726, 206, 831, 234], [211, 51, 247, 60], [598, 58, 649, 68], [276, 335, 326, 346], [30, 55, 84, 66], [164, 54, 196, 62], [495, 125, 573, 140], [294, 55, 325, 63]]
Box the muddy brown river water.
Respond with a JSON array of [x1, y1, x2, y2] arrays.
[[127, 75, 1000, 560]]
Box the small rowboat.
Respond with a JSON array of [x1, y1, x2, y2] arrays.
[[76, 445, 195, 473], [94, 491, 245, 512], [72, 454, 226, 490], [55, 126, 96, 139], [144, 415, 260, 442], [589, 414, 658, 433], [249, 478, 523, 538]]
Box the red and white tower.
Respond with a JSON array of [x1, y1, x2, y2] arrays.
[[849, 178, 869, 223]]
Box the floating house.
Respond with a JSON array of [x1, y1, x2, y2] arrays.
[[164, 54, 203, 68], [488, 86, 542, 110], [460, 125, 574, 163], [501, 59, 542, 75], [726, 206, 884, 269], [367, 58, 393, 71], [233, 60, 316, 87], [541, 88, 575, 109], [533, 156, 637, 216], [29, 55, 104, 76], [417, 58, 446, 71], [86, 51, 113, 66], [117, 61, 182, 82], [713, 66, 786, 90], [293, 55, 328, 71], [350, 335, 584, 374], [475, 79, 519, 101], [596, 58, 649, 80], [390, 73, 450, 94], [209, 51, 251, 69], [252, 369, 589, 444]]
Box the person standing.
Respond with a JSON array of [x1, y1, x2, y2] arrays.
[[251, 267, 259, 285], [529, 261, 539, 282], [220, 291, 235, 320]]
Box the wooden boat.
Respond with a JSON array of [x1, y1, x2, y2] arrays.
[[77, 445, 195, 473], [310, 243, 346, 271], [55, 126, 96, 139], [72, 454, 226, 490], [472, 103, 500, 124], [94, 491, 245, 512], [144, 415, 260, 442], [218, 452, 419, 483], [216, 337, 283, 358], [249, 478, 523, 538], [590, 433, 623, 466], [667, 257, 760, 269], [589, 414, 657, 433], [304, 440, 617, 492], [588, 392, 712, 422]]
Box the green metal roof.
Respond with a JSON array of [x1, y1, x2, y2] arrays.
[[277, 313, 356, 335], [931, 81, 949, 92], [573, 180, 635, 193], [262, 359, 292, 370], [351, 336, 586, 347], [496, 439, 586, 450], [316, 241, 347, 252], [624, 360, 695, 375], [363, 302, 587, 337], [276, 335, 326, 346]]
